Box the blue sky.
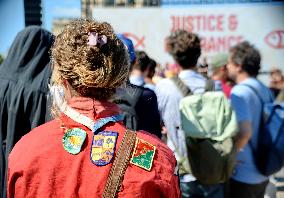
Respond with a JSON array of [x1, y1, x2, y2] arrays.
[[0, 0, 81, 56]]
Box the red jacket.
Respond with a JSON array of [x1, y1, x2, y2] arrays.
[[8, 97, 180, 198]]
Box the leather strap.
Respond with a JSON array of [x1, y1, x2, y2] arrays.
[[171, 76, 192, 97], [171, 76, 215, 97], [205, 79, 215, 92], [103, 129, 137, 198]]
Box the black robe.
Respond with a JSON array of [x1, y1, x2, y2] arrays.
[[0, 26, 54, 197]]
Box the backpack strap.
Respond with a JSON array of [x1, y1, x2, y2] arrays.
[[103, 129, 137, 198], [113, 83, 143, 108], [170, 76, 192, 97], [241, 84, 264, 105], [241, 82, 274, 104], [127, 84, 144, 107], [171, 76, 215, 96], [205, 79, 215, 92]]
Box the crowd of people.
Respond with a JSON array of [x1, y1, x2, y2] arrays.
[[0, 18, 283, 198]]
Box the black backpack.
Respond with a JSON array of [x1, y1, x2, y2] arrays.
[[113, 84, 143, 131]]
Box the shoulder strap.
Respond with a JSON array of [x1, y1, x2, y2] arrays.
[[241, 81, 274, 104], [241, 84, 264, 105], [205, 79, 215, 92], [103, 129, 137, 198], [131, 86, 144, 107], [113, 84, 143, 107], [170, 76, 192, 97], [171, 76, 216, 96]]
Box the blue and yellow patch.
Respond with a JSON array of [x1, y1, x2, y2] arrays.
[[91, 131, 118, 166]]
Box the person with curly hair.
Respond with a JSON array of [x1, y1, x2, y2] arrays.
[[155, 30, 224, 198], [7, 19, 180, 197], [227, 41, 274, 198]]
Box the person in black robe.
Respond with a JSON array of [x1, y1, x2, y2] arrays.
[[0, 26, 54, 197]]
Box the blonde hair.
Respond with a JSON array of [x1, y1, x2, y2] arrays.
[[51, 19, 130, 100]]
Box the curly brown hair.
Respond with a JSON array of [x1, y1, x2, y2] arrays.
[[166, 30, 201, 69], [51, 19, 129, 100], [229, 41, 261, 77]]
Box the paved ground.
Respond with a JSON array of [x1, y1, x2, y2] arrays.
[[275, 169, 284, 198], [265, 168, 284, 198]]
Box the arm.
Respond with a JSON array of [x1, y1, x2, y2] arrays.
[[234, 121, 252, 151], [7, 151, 25, 198], [155, 80, 180, 147], [230, 91, 253, 151], [154, 143, 181, 198]]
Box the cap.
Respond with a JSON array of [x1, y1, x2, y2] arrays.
[[210, 53, 229, 69]]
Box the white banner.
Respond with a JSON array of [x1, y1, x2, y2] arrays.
[[93, 5, 284, 73]]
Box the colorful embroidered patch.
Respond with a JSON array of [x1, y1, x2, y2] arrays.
[[130, 138, 156, 171], [91, 131, 118, 166], [62, 128, 87, 155]]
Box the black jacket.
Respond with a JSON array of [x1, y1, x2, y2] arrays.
[[0, 26, 54, 197], [135, 85, 162, 138]]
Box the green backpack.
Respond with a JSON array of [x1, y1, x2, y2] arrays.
[[171, 76, 238, 184]]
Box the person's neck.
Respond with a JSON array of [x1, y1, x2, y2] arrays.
[[180, 66, 197, 72], [144, 77, 153, 84], [130, 69, 143, 77], [236, 72, 250, 84]]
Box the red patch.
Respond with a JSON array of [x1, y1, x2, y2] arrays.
[[133, 139, 155, 158]]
